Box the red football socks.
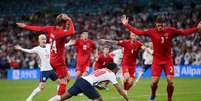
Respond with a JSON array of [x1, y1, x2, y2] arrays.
[[167, 83, 174, 101], [151, 83, 158, 97], [58, 84, 67, 95]]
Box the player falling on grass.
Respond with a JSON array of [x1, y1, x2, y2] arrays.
[[101, 32, 151, 94], [48, 62, 133, 101], [16, 13, 75, 96], [15, 34, 58, 101], [93, 46, 113, 90], [121, 15, 201, 101], [65, 32, 97, 80], [134, 42, 153, 86]]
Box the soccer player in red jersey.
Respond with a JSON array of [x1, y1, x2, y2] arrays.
[[121, 15, 201, 101], [16, 13, 75, 96], [93, 46, 113, 70], [102, 32, 150, 94], [93, 46, 114, 90], [65, 32, 97, 80]]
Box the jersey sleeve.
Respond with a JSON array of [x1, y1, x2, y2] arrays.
[[172, 27, 198, 36], [74, 39, 79, 46], [117, 40, 126, 47], [108, 72, 118, 84], [91, 40, 96, 49], [138, 41, 143, 47], [20, 47, 37, 53], [58, 19, 75, 38], [125, 24, 149, 36], [25, 25, 50, 33]]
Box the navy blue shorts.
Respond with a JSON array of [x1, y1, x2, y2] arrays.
[[143, 64, 152, 72], [40, 70, 57, 82], [68, 78, 100, 100]]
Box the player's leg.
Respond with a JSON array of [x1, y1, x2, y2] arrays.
[[26, 71, 48, 101], [164, 62, 174, 101], [48, 79, 82, 101], [117, 65, 124, 86], [135, 66, 146, 86], [124, 66, 135, 91], [56, 66, 69, 95], [82, 65, 89, 76], [135, 64, 151, 84], [148, 63, 162, 101], [76, 64, 83, 80], [79, 78, 102, 101]]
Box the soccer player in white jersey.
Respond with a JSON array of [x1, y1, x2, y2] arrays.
[[48, 62, 133, 101], [110, 48, 124, 85], [15, 34, 57, 101], [135, 42, 153, 85]]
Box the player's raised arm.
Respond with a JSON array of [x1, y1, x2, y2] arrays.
[[173, 21, 201, 36], [121, 15, 147, 36], [59, 14, 75, 37], [113, 84, 132, 101], [16, 22, 48, 33], [15, 45, 36, 53]]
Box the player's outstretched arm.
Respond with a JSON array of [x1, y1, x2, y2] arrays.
[[174, 21, 201, 36], [16, 22, 48, 33], [121, 15, 147, 36], [100, 39, 118, 44], [113, 84, 133, 101], [15, 45, 36, 53], [65, 40, 75, 47]]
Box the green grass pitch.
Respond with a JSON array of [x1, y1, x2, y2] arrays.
[[0, 78, 201, 101]]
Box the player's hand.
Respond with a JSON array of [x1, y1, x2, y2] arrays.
[[15, 45, 22, 50], [16, 22, 26, 28], [197, 21, 201, 31], [57, 13, 71, 20], [121, 15, 129, 26]]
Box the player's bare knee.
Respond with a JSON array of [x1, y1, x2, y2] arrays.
[[39, 83, 45, 90], [40, 85, 45, 90], [59, 77, 67, 84]]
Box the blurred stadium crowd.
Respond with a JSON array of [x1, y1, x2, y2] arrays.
[[0, 0, 200, 74]]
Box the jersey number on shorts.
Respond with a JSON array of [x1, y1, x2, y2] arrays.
[[50, 39, 57, 53]]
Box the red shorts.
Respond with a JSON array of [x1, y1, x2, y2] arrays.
[[76, 63, 89, 73], [122, 64, 136, 78], [152, 61, 174, 77], [52, 65, 68, 78]]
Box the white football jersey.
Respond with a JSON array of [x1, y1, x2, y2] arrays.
[[82, 68, 118, 85], [21, 44, 53, 71], [110, 49, 123, 65], [143, 48, 153, 65]]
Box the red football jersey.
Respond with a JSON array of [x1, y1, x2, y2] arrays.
[[95, 53, 113, 69], [126, 24, 198, 64], [75, 39, 96, 66], [25, 19, 75, 67], [118, 40, 143, 66]]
